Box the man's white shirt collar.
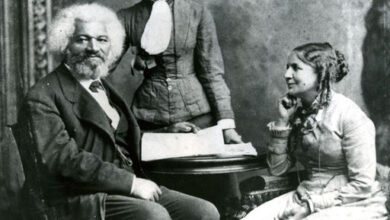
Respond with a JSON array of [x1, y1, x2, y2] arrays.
[[64, 64, 120, 129]]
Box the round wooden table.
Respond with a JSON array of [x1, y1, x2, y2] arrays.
[[142, 155, 266, 175], [142, 155, 267, 219]]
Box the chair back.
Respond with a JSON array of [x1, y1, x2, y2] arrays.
[[11, 124, 56, 220]]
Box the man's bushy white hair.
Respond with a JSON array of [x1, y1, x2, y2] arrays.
[[48, 3, 125, 62]]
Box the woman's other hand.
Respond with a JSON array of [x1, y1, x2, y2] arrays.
[[279, 202, 310, 220], [167, 122, 200, 133], [276, 95, 299, 127], [223, 128, 243, 144]]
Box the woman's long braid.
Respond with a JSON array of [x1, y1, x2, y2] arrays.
[[316, 62, 332, 107]]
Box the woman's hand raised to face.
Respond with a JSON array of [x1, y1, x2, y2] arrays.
[[276, 95, 299, 127]]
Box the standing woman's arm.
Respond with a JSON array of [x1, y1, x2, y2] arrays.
[[194, 4, 234, 121]]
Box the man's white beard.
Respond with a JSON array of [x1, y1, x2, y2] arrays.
[[72, 59, 109, 80], [65, 51, 111, 80]]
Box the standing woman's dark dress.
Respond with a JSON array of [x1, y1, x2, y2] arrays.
[[117, 0, 241, 213]]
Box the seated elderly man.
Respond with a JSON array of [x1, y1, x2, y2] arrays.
[[16, 3, 219, 220]]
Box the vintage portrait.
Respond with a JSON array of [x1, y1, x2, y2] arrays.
[[0, 0, 389, 219]]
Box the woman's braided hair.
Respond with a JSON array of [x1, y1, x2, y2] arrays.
[[292, 42, 349, 107]]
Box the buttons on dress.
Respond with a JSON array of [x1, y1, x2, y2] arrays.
[[166, 78, 173, 91]]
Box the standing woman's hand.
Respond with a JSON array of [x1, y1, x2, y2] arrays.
[[167, 122, 200, 133], [223, 128, 243, 144], [276, 95, 299, 127]]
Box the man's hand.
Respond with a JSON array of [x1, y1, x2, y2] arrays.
[[167, 122, 200, 133], [223, 128, 243, 144], [131, 178, 162, 202]]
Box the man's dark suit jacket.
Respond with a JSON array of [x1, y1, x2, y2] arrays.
[[16, 63, 142, 220]]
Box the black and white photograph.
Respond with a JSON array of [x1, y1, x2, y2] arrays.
[[0, 0, 389, 219]]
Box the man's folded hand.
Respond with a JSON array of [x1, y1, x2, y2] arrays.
[[131, 178, 162, 201]]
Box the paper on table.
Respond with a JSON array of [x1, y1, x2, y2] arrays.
[[217, 143, 258, 157], [141, 125, 257, 161], [141, 126, 224, 161]]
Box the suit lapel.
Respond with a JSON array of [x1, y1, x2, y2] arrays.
[[102, 79, 143, 174], [174, 0, 191, 54], [75, 91, 116, 145], [56, 64, 115, 145], [102, 80, 141, 149]]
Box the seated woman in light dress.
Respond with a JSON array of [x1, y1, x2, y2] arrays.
[[243, 42, 387, 220]]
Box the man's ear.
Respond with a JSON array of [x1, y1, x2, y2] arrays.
[[51, 47, 68, 65]]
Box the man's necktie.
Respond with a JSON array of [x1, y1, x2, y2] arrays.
[[141, 0, 172, 55], [89, 80, 104, 93]]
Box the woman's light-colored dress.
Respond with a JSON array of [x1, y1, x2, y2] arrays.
[[243, 91, 387, 220]]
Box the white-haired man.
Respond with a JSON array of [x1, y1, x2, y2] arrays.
[[16, 3, 219, 220]]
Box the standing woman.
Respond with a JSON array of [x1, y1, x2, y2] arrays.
[[243, 42, 387, 220], [116, 0, 242, 141], [116, 0, 243, 213]]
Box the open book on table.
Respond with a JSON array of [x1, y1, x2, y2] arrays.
[[141, 125, 258, 161]]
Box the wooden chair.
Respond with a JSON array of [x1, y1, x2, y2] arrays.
[[230, 165, 390, 219], [228, 171, 301, 219], [376, 163, 390, 212], [11, 124, 57, 220], [0, 127, 24, 220]]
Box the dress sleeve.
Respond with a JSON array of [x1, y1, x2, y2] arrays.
[[266, 122, 295, 176], [194, 5, 234, 120], [338, 105, 377, 202], [19, 91, 135, 195], [305, 104, 378, 212]]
